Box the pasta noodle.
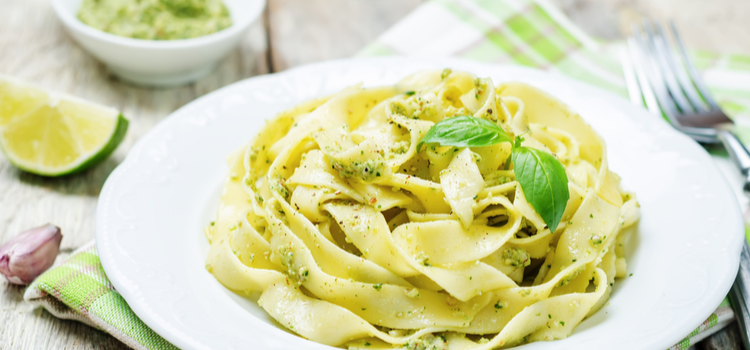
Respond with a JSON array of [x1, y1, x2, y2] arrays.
[[204, 69, 640, 349]]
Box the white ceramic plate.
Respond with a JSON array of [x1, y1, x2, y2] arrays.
[[96, 57, 744, 350]]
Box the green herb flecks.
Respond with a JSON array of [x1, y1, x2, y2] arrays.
[[441, 68, 452, 80]]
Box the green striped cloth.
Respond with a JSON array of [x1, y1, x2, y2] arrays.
[[22, 0, 749, 349], [24, 242, 177, 350]]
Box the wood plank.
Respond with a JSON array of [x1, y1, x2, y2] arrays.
[[550, 0, 750, 55], [698, 322, 742, 350], [0, 0, 270, 348], [266, 0, 424, 71]]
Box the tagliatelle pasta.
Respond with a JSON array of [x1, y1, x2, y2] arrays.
[[204, 69, 640, 349]]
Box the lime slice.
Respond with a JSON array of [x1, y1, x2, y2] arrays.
[[0, 76, 128, 177]]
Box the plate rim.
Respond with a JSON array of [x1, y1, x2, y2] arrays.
[[96, 56, 745, 350]]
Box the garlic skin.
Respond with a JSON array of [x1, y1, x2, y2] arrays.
[[0, 224, 62, 285]]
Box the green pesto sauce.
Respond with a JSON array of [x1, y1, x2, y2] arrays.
[[405, 334, 447, 350], [386, 141, 410, 159], [78, 0, 232, 40], [278, 246, 308, 286], [330, 158, 385, 183], [558, 266, 585, 287], [501, 247, 531, 268]]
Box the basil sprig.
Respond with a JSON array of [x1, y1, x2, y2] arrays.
[[418, 116, 570, 232], [416, 116, 512, 153], [510, 138, 570, 232]]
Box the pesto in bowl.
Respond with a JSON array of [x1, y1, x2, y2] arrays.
[[77, 0, 232, 40]]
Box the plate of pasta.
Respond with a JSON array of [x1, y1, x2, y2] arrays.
[[96, 57, 744, 350]]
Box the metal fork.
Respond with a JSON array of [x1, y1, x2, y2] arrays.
[[624, 20, 750, 349]]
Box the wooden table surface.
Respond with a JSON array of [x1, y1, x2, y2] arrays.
[[0, 0, 748, 349]]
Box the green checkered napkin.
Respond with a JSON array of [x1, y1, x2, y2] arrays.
[[24, 242, 177, 350], [23, 0, 750, 349]]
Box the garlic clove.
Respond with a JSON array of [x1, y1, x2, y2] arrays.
[[0, 224, 63, 285]]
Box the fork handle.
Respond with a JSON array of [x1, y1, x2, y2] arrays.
[[720, 129, 750, 349], [729, 239, 750, 350], [718, 130, 750, 194]]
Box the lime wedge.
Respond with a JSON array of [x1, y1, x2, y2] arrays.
[[0, 76, 128, 176]]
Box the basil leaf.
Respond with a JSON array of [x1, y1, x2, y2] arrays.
[[416, 115, 512, 153], [512, 146, 570, 232]]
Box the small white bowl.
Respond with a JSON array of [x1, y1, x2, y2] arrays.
[[50, 0, 265, 87]]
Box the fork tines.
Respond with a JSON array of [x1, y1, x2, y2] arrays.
[[623, 19, 731, 143]]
